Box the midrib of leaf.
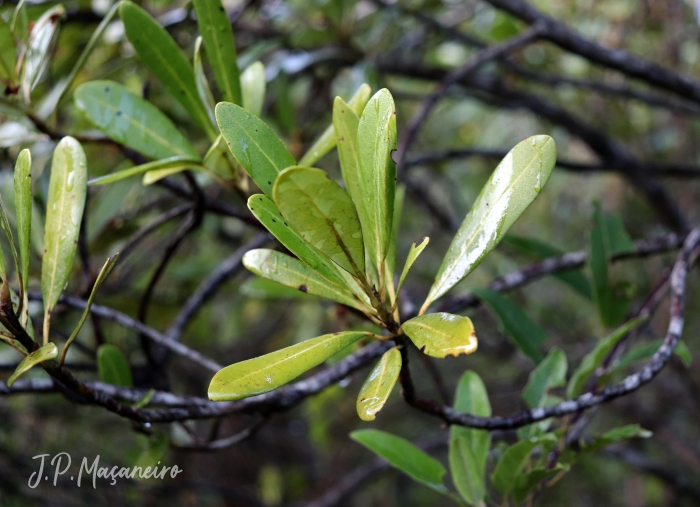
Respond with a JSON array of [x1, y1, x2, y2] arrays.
[[227, 114, 289, 173], [200, 2, 235, 102], [364, 117, 383, 264], [275, 261, 356, 306], [412, 322, 454, 340], [434, 144, 547, 297], [88, 95, 192, 158]]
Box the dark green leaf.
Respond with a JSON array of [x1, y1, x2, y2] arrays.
[[562, 424, 651, 463], [512, 463, 570, 504], [523, 347, 567, 408], [97, 344, 133, 387], [491, 436, 554, 496]]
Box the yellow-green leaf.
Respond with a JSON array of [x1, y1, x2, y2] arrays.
[[422, 136, 556, 313], [193, 36, 217, 127], [333, 96, 362, 207], [273, 166, 365, 277], [119, 1, 217, 139], [89, 156, 204, 186], [75, 81, 199, 161], [240, 61, 265, 117], [192, 0, 242, 105], [14, 147, 31, 296], [356, 347, 401, 421], [242, 249, 365, 311], [7, 342, 57, 387], [0, 16, 17, 84], [41, 137, 87, 344], [216, 101, 295, 196], [208, 331, 369, 401], [97, 343, 133, 387], [402, 313, 478, 358], [396, 237, 429, 297]]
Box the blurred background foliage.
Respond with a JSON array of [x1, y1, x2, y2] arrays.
[[1, 0, 700, 505]]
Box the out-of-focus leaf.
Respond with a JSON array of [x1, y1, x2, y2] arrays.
[[0, 122, 46, 148], [132, 432, 169, 477], [11, 0, 28, 43], [7, 342, 57, 387], [523, 347, 567, 409], [216, 102, 295, 196], [356, 89, 397, 276], [192, 0, 242, 104], [422, 136, 556, 312], [193, 36, 217, 127], [240, 276, 315, 300], [350, 429, 448, 494], [247, 194, 343, 285], [41, 137, 87, 344], [562, 424, 651, 463], [396, 237, 429, 297], [471, 287, 546, 363], [402, 313, 478, 359], [273, 166, 365, 277], [75, 81, 199, 161], [299, 84, 371, 167], [242, 249, 365, 311], [240, 61, 266, 118], [567, 316, 646, 398], [613, 339, 691, 371], [88, 156, 203, 186], [208, 331, 369, 401], [450, 436, 485, 506], [21, 5, 65, 102], [502, 235, 592, 299], [120, 1, 217, 138], [97, 344, 133, 387], [491, 436, 555, 496], [203, 134, 239, 181], [512, 463, 570, 504], [386, 185, 405, 288], [356, 347, 401, 421], [0, 16, 17, 84], [60, 255, 119, 366], [13, 149, 31, 294]]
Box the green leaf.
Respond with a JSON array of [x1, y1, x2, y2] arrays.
[[216, 101, 295, 196], [273, 166, 365, 277], [422, 136, 556, 312], [11, 0, 28, 43], [350, 429, 447, 494], [21, 5, 65, 102], [120, 1, 216, 138], [6, 342, 58, 387], [333, 96, 363, 209], [562, 424, 651, 463], [193, 36, 217, 127], [523, 347, 567, 409], [356, 89, 397, 276], [97, 343, 133, 387], [247, 194, 343, 285], [88, 156, 204, 186], [396, 237, 429, 298], [567, 316, 646, 398], [299, 84, 372, 167], [356, 347, 401, 421], [613, 339, 691, 371], [491, 437, 545, 496], [450, 436, 486, 506], [59, 255, 119, 366], [208, 331, 369, 401], [386, 185, 405, 285], [502, 235, 592, 299], [13, 149, 31, 294], [240, 277, 315, 300], [132, 431, 169, 477], [470, 287, 546, 363], [0, 16, 17, 84], [402, 313, 478, 359], [75, 81, 199, 161], [240, 61, 266, 117], [242, 249, 366, 311], [41, 137, 87, 344], [512, 463, 570, 504], [192, 0, 242, 105]]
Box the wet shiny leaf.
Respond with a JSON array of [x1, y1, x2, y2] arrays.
[[7, 342, 57, 387], [402, 312, 478, 358], [356, 347, 401, 421]]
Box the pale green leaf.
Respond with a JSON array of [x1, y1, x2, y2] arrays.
[[240, 61, 265, 117], [356, 347, 401, 421], [208, 331, 369, 401], [422, 136, 556, 312], [119, 1, 216, 138], [41, 137, 88, 343], [97, 343, 133, 387], [192, 0, 242, 104], [193, 36, 217, 127], [75, 81, 199, 161], [396, 237, 429, 297], [89, 156, 204, 186], [402, 313, 478, 359], [216, 101, 295, 195], [273, 166, 365, 277], [21, 5, 65, 102], [7, 342, 57, 387], [523, 347, 567, 409]]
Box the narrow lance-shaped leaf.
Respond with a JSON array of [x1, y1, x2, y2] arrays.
[[0, 16, 17, 85], [88, 156, 204, 186], [450, 437, 485, 507], [240, 61, 266, 117], [350, 429, 448, 495], [60, 255, 119, 366], [42, 137, 88, 344], [192, 0, 242, 104], [11, 0, 28, 43], [523, 347, 567, 409], [356, 347, 401, 421], [300, 84, 372, 167], [396, 237, 429, 299], [247, 194, 343, 285], [21, 5, 65, 103], [75, 81, 199, 161], [491, 436, 555, 497], [471, 287, 546, 363], [402, 313, 478, 359], [357, 89, 397, 276], [208, 331, 369, 401], [560, 424, 651, 463], [242, 249, 368, 312], [613, 339, 691, 372], [333, 96, 363, 207], [0, 195, 22, 297], [193, 36, 217, 127], [119, 1, 217, 139], [97, 343, 133, 387], [216, 102, 295, 196], [386, 185, 405, 289], [421, 136, 556, 313], [13, 149, 31, 324], [273, 166, 365, 278], [7, 342, 58, 387]]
